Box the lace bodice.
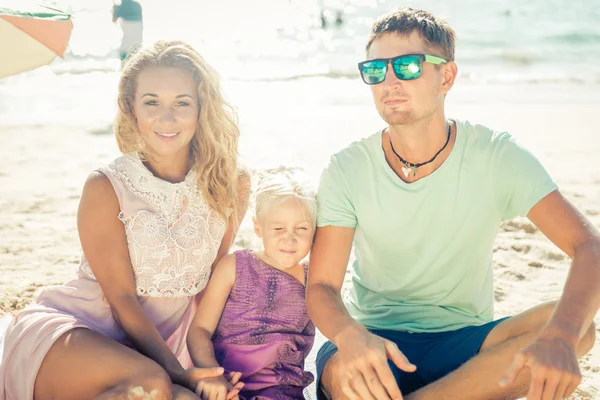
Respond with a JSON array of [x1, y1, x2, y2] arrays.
[[79, 154, 227, 297]]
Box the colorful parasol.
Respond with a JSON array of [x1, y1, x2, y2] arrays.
[[0, 6, 73, 79]]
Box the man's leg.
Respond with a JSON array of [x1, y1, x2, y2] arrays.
[[318, 332, 427, 400], [320, 351, 350, 400], [405, 302, 596, 400], [320, 302, 595, 400]]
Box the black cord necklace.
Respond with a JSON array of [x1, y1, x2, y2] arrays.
[[389, 123, 452, 178]]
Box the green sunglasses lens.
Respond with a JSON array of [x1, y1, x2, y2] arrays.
[[393, 55, 422, 80], [360, 60, 387, 84]]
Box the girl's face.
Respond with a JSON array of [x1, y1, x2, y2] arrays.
[[253, 198, 315, 270], [133, 67, 200, 160]]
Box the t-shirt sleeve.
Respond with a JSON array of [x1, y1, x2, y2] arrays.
[[316, 156, 358, 228], [493, 133, 558, 220]]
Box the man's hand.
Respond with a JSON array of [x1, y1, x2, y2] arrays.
[[336, 328, 416, 400], [499, 337, 581, 399]]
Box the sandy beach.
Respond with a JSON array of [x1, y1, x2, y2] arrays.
[[1, 78, 599, 398]]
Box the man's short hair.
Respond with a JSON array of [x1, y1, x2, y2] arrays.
[[366, 7, 456, 62]]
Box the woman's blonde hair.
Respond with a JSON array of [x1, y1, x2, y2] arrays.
[[254, 166, 317, 225], [115, 40, 239, 220]]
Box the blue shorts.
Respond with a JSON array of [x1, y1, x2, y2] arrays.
[[315, 317, 509, 398]]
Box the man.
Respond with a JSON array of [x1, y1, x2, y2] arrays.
[[306, 7, 599, 400], [112, 0, 143, 62]]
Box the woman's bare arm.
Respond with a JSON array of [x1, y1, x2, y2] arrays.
[[78, 172, 188, 383]]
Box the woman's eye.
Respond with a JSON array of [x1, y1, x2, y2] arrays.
[[144, 100, 158, 106], [176, 101, 190, 107]]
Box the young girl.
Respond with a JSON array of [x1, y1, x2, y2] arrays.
[[187, 167, 317, 400], [0, 40, 250, 399]]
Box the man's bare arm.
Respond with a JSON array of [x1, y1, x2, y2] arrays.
[[307, 225, 414, 400], [501, 190, 600, 399], [527, 190, 600, 343], [306, 225, 365, 341]]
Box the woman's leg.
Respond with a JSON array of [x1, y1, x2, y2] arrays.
[[34, 328, 173, 400]]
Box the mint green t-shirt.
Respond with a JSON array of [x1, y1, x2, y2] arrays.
[[316, 120, 558, 333]]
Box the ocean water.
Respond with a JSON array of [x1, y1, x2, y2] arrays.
[[5, 0, 600, 82], [1, 0, 599, 126]]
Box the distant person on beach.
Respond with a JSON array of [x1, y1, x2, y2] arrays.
[[0, 40, 250, 399], [112, 0, 143, 61], [307, 7, 599, 400], [187, 167, 316, 400]]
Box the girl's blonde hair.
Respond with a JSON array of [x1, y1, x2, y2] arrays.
[[254, 166, 317, 224], [115, 40, 239, 220]]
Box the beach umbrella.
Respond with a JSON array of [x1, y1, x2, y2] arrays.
[[0, 7, 73, 79]]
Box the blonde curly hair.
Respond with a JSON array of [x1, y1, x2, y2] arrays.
[[114, 40, 239, 220]]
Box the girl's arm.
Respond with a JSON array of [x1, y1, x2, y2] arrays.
[[190, 167, 249, 366], [78, 172, 211, 386], [187, 253, 237, 368]]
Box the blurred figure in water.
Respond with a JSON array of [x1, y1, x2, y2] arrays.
[[317, 0, 344, 29], [112, 0, 143, 62]]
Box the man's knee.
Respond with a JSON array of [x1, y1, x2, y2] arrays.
[[577, 321, 596, 356], [535, 302, 596, 357], [526, 301, 557, 331], [531, 304, 595, 357]]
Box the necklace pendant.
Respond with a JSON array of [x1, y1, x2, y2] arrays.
[[401, 165, 412, 178], [412, 166, 417, 176]]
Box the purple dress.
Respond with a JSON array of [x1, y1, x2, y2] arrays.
[[213, 250, 315, 400]]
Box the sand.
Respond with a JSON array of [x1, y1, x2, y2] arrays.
[[0, 79, 599, 398]]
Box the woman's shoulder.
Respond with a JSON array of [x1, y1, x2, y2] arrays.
[[86, 153, 142, 205], [82, 170, 117, 198], [79, 171, 121, 218], [96, 153, 140, 177]]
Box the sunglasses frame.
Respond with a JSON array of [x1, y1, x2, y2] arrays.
[[357, 53, 448, 85]]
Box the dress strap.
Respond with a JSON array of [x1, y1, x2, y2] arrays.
[[303, 261, 309, 286]]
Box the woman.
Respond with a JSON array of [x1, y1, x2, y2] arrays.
[[0, 40, 250, 399]]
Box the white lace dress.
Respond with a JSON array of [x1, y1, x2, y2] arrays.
[[0, 154, 227, 400]]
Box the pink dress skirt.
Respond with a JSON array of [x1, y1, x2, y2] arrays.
[[0, 271, 198, 399]]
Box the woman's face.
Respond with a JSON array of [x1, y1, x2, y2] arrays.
[[133, 67, 200, 160]]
